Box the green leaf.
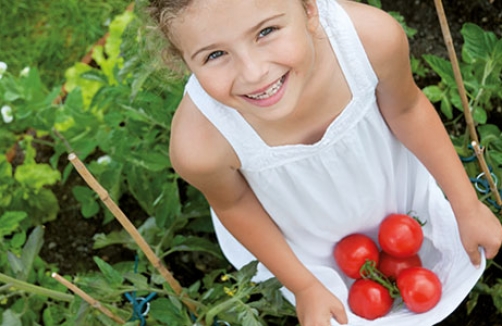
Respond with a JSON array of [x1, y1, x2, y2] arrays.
[[148, 298, 189, 325], [478, 124, 501, 140], [42, 308, 55, 326], [154, 181, 181, 228], [79, 70, 109, 85], [123, 273, 149, 290], [26, 188, 60, 224], [422, 85, 444, 102], [64, 63, 102, 107], [472, 106, 487, 124], [2, 309, 23, 326], [93, 230, 134, 250], [423, 54, 456, 86], [14, 163, 61, 190], [106, 11, 135, 61], [10, 230, 27, 249], [2, 75, 23, 102], [236, 261, 259, 285], [168, 235, 223, 259], [72, 186, 100, 218], [461, 23, 498, 63], [440, 97, 453, 120], [20, 226, 45, 280], [241, 308, 261, 326], [0, 211, 27, 237], [491, 283, 502, 313], [93, 256, 124, 287], [466, 291, 479, 315], [7, 251, 24, 275], [494, 39, 502, 63], [128, 152, 171, 172], [488, 151, 502, 177]]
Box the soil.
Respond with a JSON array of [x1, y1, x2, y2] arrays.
[[37, 0, 502, 325]]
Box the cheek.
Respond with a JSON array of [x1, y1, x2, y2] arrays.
[[278, 32, 316, 72], [196, 70, 235, 100]]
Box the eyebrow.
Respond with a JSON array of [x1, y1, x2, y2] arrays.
[[190, 13, 285, 61]]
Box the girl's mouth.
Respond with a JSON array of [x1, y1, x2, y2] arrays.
[[245, 74, 287, 100]]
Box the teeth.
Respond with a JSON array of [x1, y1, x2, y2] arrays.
[[246, 76, 284, 100]]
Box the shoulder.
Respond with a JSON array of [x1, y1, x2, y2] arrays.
[[169, 94, 241, 190], [337, 0, 409, 78], [338, 0, 420, 111]]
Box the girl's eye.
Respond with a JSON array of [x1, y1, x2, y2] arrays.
[[206, 50, 225, 62], [258, 26, 277, 39]]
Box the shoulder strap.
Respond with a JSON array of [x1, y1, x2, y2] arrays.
[[318, 0, 378, 94]]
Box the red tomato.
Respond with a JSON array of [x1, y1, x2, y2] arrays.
[[348, 279, 394, 320], [396, 267, 442, 313], [378, 213, 423, 258], [334, 234, 379, 279], [378, 251, 422, 279]]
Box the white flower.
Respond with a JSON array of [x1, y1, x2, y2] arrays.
[[1, 105, 13, 124], [0, 61, 7, 79], [20, 67, 30, 77], [97, 155, 112, 165]]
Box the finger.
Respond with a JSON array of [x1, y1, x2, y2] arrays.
[[466, 247, 481, 268], [331, 306, 348, 325], [484, 245, 500, 260]]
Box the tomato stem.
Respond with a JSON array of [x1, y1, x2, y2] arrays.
[[360, 260, 401, 298], [406, 210, 427, 227]]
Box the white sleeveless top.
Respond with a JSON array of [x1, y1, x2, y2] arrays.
[[184, 0, 484, 325]]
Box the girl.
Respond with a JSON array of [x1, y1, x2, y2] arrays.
[[147, 0, 502, 325]]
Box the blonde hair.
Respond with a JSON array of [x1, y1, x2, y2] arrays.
[[146, 0, 192, 71]]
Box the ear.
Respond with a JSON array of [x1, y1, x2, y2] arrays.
[[304, 0, 320, 34]]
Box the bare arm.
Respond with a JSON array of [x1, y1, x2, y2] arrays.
[[169, 95, 348, 325], [344, 0, 502, 263]]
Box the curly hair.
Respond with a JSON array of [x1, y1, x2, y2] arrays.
[[146, 0, 193, 65]]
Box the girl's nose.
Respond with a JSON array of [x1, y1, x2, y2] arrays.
[[236, 52, 268, 84]]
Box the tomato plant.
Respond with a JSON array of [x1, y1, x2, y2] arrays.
[[396, 267, 442, 313], [334, 234, 379, 279], [348, 279, 394, 320], [378, 213, 423, 258], [378, 251, 422, 279]]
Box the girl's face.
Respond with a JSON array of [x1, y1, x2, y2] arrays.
[[171, 0, 322, 122]]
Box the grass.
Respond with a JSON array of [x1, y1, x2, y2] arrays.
[[0, 0, 131, 88]]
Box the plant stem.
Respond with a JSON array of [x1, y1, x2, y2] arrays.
[[52, 273, 126, 324], [0, 272, 73, 302], [433, 0, 502, 207], [360, 261, 401, 298], [67, 152, 200, 317]]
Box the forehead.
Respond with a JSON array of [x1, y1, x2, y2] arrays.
[[170, 0, 305, 52]]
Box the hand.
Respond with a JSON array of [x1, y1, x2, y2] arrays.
[[456, 200, 502, 267], [294, 280, 348, 326]]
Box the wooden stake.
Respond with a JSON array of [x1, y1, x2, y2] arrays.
[[68, 152, 198, 315], [52, 273, 126, 324], [433, 0, 502, 207]]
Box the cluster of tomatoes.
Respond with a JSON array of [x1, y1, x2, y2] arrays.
[[333, 213, 442, 320]]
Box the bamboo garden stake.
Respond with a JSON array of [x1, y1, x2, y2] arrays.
[[433, 0, 502, 207], [52, 273, 125, 324], [67, 152, 198, 315]]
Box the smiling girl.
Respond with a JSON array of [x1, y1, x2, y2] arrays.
[[147, 0, 502, 325]]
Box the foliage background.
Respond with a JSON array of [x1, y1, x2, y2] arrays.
[[0, 0, 501, 325]]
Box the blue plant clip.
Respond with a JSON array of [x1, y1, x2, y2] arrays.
[[125, 291, 157, 326], [471, 171, 499, 194], [125, 255, 158, 326], [459, 143, 480, 163], [469, 170, 502, 212]]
